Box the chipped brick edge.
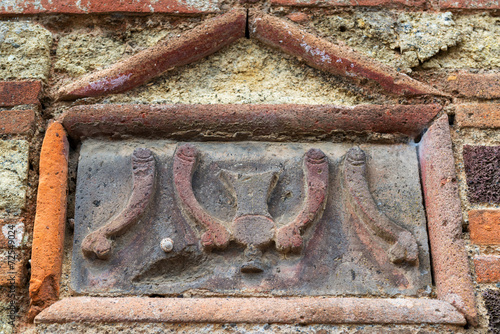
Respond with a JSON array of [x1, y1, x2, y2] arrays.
[[28, 122, 69, 321], [418, 114, 478, 326], [60, 103, 442, 140], [35, 297, 466, 325]]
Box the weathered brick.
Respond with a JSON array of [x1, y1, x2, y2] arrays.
[[455, 104, 500, 129], [249, 11, 444, 97], [57, 10, 245, 100], [29, 122, 69, 321], [0, 220, 25, 249], [474, 256, 500, 283], [469, 210, 500, 245], [450, 72, 500, 99], [419, 115, 478, 325], [271, 0, 425, 7], [0, 81, 41, 107], [0, 249, 27, 287], [463, 145, 500, 204], [35, 297, 465, 325], [61, 104, 442, 140], [439, 0, 500, 9], [0, 110, 35, 135], [0, 0, 219, 14]]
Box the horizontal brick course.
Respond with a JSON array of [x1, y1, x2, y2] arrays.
[[0, 0, 219, 14], [36, 297, 466, 325], [474, 256, 500, 283], [0, 110, 35, 135], [455, 104, 500, 129], [271, 0, 425, 7], [439, 0, 500, 9], [445, 72, 500, 99], [60, 104, 442, 140], [0, 81, 41, 107], [469, 210, 500, 245]]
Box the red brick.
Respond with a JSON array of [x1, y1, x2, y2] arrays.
[[470, 210, 500, 245], [29, 122, 69, 321], [0, 110, 36, 135], [455, 104, 500, 129], [249, 11, 445, 97], [439, 0, 500, 9], [419, 114, 478, 326], [0, 220, 25, 248], [285, 12, 311, 23], [57, 10, 245, 100], [474, 256, 500, 283], [35, 297, 465, 325], [0, 81, 41, 107], [60, 104, 442, 140], [446, 72, 500, 99], [0, 0, 219, 14], [272, 0, 425, 7], [0, 250, 28, 287]]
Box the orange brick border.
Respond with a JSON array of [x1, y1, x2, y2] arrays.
[[31, 105, 478, 327], [28, 122, 69, 321]]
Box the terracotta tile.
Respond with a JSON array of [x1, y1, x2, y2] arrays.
[[469, 210, 500, 245], [60, 104, 441, 140], [419, 114, 478, 326], [474, 256, 500, 283], [0, 81, 41, 107], [57, 10, 246, 100], [35, 297, 466, 325], [29, 122, 69, 321], [0, 110, 35, 135]]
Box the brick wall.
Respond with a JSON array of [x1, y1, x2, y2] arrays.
[[0, 0, 499, 333]]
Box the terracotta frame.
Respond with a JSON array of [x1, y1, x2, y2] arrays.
[[30, 104, 477, 326]]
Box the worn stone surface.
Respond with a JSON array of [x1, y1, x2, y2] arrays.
[[36, 297, 465, 325], [0, 249, 27, 287], [0, 140, 29, 214], [57, 10, 246, 100], [72, 140, 430, 296], [0, 219, 25, 248], [29, 122, 69, 321], [0, 0, 219, 14], [0, 110, 35, 135], [0, 81, 41, 106], [456, 104, 500, 129], [474, 256, 500, 283], [463, 145, 500, 204], [469, 210, 500, 245], [419, 115, 478, 326], [483, 289, 500, 333], [61, 104, 441, 141], [311, 12, 500, 72], [0, 22, 52, 81]]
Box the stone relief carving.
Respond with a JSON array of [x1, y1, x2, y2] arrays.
[[81, 148, 156, 260], [72, 141, 430, 296]]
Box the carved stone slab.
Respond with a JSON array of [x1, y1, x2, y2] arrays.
[[71, 140, 431, 296]]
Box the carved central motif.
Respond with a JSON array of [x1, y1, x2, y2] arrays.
[[172, 144, 329, 272], [72, 141, 431, 296]]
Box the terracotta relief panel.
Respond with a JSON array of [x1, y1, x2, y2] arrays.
[[71, 140, 431, 296]]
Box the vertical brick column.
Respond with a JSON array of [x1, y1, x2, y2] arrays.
[[419, 114, 478, 326], [28, 122, 69, 321]]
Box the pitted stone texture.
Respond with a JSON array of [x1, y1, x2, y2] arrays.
[[0, 140, 29, 214], [72, 140, 430, 297], [0, 22, 52, 81], [463, 145, 500, 204]]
